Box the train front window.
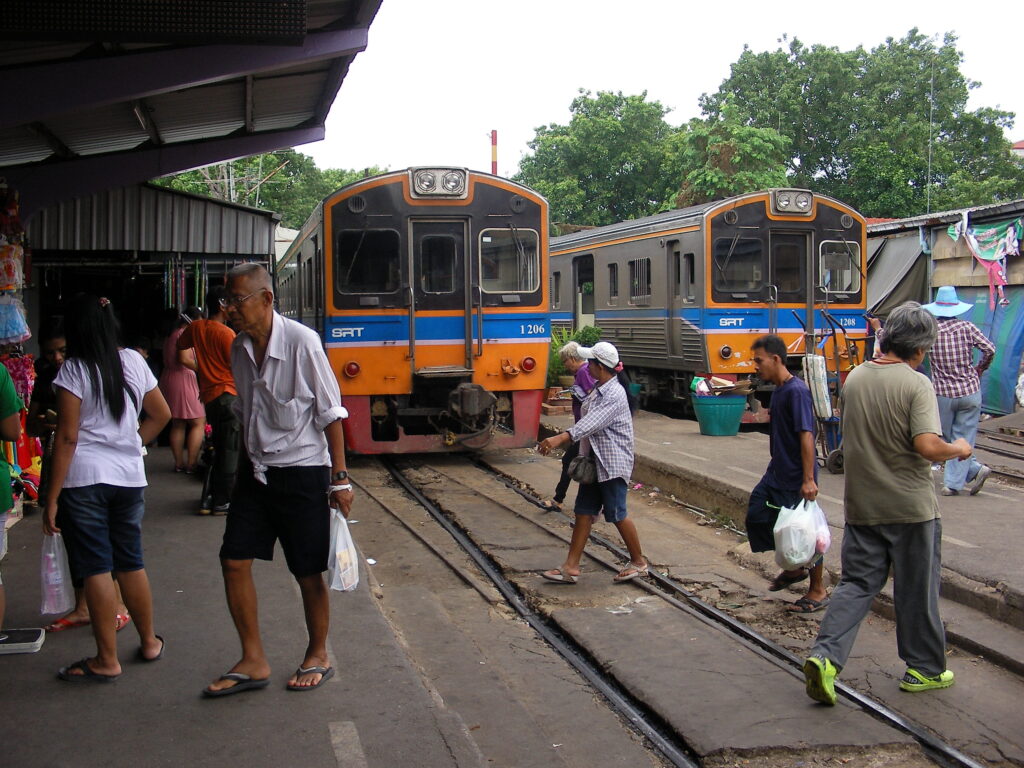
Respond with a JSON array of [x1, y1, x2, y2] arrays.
[[820, 241, 861, 295], [712, 237, 763, 299], [421, 235, 456, 293], [480, 228, 539, 293], [335, 229, 401, 294]]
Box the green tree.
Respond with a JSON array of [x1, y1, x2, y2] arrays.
[[155, 150, 385, 228], [668, 105, 790, 207], [702, 30, 1024, 217], [514, 90, 678, 226]]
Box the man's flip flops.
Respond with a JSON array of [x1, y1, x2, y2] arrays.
[[287, 665, 335, 692], [768, 569, 809, 592], [613, 563, 649, 583], [541, 569, 578, 584], [787, 596, 830, 614], [202, 672, 270, 698]]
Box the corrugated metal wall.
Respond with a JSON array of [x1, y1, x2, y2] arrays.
[[26, 184, 278, 256]]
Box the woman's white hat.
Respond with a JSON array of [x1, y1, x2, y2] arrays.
[[577, 341, 620, 369]]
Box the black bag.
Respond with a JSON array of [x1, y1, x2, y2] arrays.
[[567, 455, 597, 484]]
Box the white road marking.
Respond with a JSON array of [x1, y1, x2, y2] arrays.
[[329, 722, 369, 768], [672, 450, 708, 462], [943, 536, 979, 549], [727, 466, 763, 480]]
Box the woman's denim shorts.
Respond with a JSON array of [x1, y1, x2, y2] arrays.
[[59, 484, 146, 579]]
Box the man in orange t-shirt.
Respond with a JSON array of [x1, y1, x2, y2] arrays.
[[178, 285, 239, 515]]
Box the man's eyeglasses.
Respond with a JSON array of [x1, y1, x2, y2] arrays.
[[219, 288, 267, 309]]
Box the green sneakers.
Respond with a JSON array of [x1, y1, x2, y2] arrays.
[[803, 655, 838, 705], [899, 668, 955, 692]]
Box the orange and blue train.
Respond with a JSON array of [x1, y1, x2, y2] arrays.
[[549, 189, 868, 416], [276, 167, 549, 453]]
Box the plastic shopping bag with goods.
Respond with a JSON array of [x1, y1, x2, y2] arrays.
[[40, 533, 74, 615], [773, 499, 829, 570], [327, 509, 359, 592]]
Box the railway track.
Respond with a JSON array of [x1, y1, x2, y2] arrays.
[[360, 455, 993, 768]]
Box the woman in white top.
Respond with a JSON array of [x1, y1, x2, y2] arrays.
[[43, 294, 171, 682]]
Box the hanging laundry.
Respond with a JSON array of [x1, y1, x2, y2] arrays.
[[948, 217, 1023, 310]]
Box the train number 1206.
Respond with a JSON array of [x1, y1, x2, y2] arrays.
[[520, 323, 546, 335]]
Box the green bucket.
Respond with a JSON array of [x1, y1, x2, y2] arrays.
[[691, 395, 747, 436]]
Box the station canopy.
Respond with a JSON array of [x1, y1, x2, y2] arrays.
[[0, 0, 382, 220]]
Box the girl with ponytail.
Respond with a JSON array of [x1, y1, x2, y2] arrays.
[[43, 294, 172, 681]]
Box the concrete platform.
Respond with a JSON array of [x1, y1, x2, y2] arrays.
[[0, 449, 484, 768], [536, 409, 1024, 676]]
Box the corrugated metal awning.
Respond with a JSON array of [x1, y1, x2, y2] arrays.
[[27, 183, 279, 257]]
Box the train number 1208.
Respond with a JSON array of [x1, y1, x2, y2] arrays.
[[520, 323, 546, 335]]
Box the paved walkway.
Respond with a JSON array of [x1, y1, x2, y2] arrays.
[[0, 448, 481, 768]]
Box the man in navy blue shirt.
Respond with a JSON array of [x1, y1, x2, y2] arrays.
[[745, 335, 825, 612]]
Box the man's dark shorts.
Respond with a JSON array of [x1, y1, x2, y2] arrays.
[[574, 477, 629, 523], [220, 464, 330, 578], [745, 476, 802, 553]]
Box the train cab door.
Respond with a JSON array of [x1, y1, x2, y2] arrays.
[[767, 232, 808, 335], [409, 220, 470, 372]]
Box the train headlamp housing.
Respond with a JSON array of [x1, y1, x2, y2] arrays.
[[771, 188, 813, 216], [520, 356, 537, 372], [343, 361, 361, 378], [410, 167, 468, 199]]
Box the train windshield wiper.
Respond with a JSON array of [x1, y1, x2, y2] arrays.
[[713, 233, 742, 279], [507, 223, 531, 288], [837, 236, 867, 283]]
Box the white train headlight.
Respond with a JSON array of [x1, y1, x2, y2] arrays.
[[410, 167, 468, 199], [413, 170, 436, 194], [772, 188, 813, 216]]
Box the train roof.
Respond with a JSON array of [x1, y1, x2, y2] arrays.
[[550, 189, 860, 252], [550, 200, 717, 252]]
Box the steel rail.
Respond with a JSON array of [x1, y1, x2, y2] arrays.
[[381, 457, 700, 768], [471, 458, 986, 768]]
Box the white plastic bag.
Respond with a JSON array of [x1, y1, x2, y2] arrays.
[[40, 533, 74, 615], [327, 509, 359, 592], [773, 499, 826, 570]]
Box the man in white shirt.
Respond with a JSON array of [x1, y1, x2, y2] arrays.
[[203, 264, 354, 697]]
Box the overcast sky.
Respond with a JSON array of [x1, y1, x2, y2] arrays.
[[303, 0, 1023, 177]]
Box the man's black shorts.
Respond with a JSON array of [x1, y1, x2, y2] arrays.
[[220, 464, 330, 578]]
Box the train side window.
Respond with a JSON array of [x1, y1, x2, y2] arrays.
[[480, 228, 539, 293], [712, 237, 763, 299], [421, 235, 456, 293], [302, 258, 315, 313], [684, 253, 695, 301], [672, 247, 681, 297], [628, 257, 651, 305], [820, 240, 861, 295], [608, 263, 619, 302], [335, 229, 401, 293], [551, 271, 561, 308]]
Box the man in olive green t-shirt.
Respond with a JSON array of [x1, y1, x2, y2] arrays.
[[802, 302, 971, 706]]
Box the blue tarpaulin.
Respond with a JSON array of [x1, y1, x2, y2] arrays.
[[954, 286, 1024, 416]]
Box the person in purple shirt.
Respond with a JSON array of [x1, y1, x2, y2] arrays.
[[540, 342, 596, 512], [745, 334, 824, 613]]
